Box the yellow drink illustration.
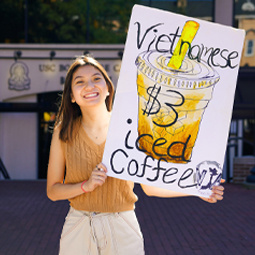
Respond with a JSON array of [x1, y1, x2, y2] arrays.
[[135, 50, 220, 163], [135, 20, 220, 163]]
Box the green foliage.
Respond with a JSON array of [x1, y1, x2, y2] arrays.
[[0, 0, 24, 42], [0, 0, 137, 43]]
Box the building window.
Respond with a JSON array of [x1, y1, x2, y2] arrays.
[[245, 39, 254, 56]]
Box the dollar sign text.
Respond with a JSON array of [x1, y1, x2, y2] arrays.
[[143, 84, 161, 116]]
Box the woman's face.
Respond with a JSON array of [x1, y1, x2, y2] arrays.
[[71, 65, 109, 109]]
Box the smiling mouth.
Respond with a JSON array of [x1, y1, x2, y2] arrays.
[[84, 92, 99, 99]]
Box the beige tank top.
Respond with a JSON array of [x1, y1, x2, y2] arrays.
[[61, 119, 137, 212]]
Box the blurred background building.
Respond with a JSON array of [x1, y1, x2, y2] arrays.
[[0, 0, 255, 183]]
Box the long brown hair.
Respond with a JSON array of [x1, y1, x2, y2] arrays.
[[55, 55, 115, 142]]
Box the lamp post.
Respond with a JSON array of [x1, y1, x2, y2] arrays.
[[24, 0, 28, 43], [86, 0, 90, 43], [242, 0, 255, 11]]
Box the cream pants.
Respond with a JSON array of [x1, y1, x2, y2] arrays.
[[59, 207, 145, 255]]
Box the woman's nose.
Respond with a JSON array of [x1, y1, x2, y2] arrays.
[[83, 81, 95, 89]]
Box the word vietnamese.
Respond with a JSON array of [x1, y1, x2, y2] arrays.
[[109, 119, 196, 189], [135, 22, 239, 69]]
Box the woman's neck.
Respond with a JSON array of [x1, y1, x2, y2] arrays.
[[80, 106, 111, 145], [81, 105, 111, 129]]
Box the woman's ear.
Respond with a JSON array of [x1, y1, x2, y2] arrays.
[[71, 93, 75, 103]]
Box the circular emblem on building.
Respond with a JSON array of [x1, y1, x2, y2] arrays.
[[8, 61, 31, 91]]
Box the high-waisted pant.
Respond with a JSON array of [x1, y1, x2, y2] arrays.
[[59, 207, 145, 255]]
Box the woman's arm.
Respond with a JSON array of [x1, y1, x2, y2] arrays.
[[47, 127, 107, 201], [141, 180, 224, 203]]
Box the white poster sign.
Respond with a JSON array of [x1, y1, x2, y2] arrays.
[[103, 5, 245, 197]]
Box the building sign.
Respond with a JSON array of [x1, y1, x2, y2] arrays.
[[103, 5, 245, 197], [0, 45, 122, 102]]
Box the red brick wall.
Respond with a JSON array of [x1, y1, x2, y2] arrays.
[[233, 156, 255, 183]]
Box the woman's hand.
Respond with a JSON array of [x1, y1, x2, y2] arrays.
[[200, 179, 225, 203], [82, 163, 107, 193]]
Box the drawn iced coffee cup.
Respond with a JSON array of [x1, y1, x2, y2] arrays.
[[135, 21, 220, 163]]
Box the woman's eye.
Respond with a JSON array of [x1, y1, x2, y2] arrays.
[[94, 77, 101, 81]]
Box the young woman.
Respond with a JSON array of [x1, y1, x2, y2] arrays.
[[47, 55, 224, 255]]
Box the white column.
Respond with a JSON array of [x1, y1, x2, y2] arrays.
[[237, 120, 243, 157], [0, 112, 37, 180], [214, 0, 234, 26]]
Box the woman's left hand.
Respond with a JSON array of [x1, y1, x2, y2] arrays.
[[200, 179, 225, 203]]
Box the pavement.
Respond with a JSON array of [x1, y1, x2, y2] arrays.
[[0, 180, 254, 255]]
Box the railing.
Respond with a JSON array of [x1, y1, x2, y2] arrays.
[[225, 136, 254, 182], [0, 158, 10, 179]]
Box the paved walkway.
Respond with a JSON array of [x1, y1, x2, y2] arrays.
[[0, 180, 254, 255]]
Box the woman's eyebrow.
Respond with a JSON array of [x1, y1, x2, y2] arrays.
[[73, 75, 83, 81], [73, 72, 102, 81], [92, 72, 102, 77]]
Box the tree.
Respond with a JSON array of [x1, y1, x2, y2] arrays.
[[0, 0, 24, 42], [90, 0, 136, 43], [0, 0, 137, 43]]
